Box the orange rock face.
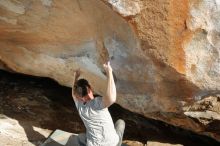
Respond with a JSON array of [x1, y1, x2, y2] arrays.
[[0, 0, 220, 142]]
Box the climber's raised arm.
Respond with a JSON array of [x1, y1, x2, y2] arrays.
[[72, 69, 80, 99], [102, 61, 117, 108]]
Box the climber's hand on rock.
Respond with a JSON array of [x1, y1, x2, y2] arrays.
[[72, 68, 81, 82], [103, 61, 112, 76]]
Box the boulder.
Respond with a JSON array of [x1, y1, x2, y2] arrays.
[[0, 0, 220, 142]]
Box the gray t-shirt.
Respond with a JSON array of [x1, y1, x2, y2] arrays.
[[74, 96, 119, 146]]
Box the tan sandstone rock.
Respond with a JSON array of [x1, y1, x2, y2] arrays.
[[0, 0, 220, 142]]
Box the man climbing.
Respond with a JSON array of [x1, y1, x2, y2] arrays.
[[72, 61, 125, 146]]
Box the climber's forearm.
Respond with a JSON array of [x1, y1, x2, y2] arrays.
[[72, 71, 79, 98], [72, 73, 76, 98], [103, 70, 116, 107]]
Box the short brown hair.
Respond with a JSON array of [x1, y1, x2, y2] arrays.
[[74, 79, 91, 97]]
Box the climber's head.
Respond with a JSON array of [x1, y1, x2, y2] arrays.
[[74, 79, 94, 102]]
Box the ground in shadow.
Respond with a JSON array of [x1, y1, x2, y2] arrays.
[[0, 70, 219, 146]]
